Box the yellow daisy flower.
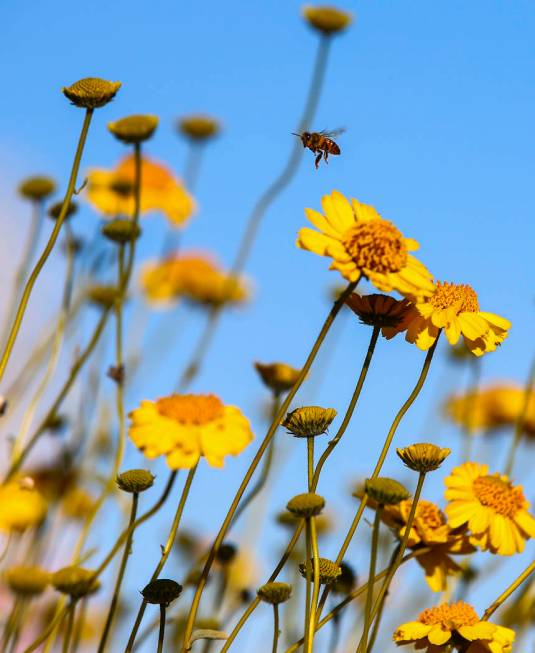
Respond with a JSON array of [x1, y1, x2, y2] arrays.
[[296, 190, 434, 299], [0, 480, 47, 532], [393, 601, 515, 652], [128, 393, 254, 469], [140, 253, 249, 308], [86, 154, 196, 227], [445, 462, 535, 555], [401, 281, 510, 356], [381, 499, 474, 592]]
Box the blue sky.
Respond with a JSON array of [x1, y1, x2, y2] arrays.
[[1, 1, 535, 651]]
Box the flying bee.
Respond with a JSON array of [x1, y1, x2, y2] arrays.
[[293, 128, 345, 169]]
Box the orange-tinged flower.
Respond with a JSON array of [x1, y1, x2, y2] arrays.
[[345, 293, 413, 337], [445, 462, 535, 555], [128, 393, 254, 469], [0, 480, 47, 532], [297, 191, 434, 299], [393, 601, 514, 652], [397, 281, 511, 356], [86, 154, 195, 227]]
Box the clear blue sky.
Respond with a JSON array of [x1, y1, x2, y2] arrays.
[[1, 1, 534, 650]]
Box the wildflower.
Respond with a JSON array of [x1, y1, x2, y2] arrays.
[[101, 218, 141, 244], [401, 281, 511, 356], [108, 114, 159, 144], [345, 293, 413, 337], [5, 566, 50, 597], [62, 77, 121, 109], [365, 477, 410, 506], [86, 154, 195, 227], [257, 582, 292, 604], [225, 549, 259, 596], [86, 284, 119, 309], [128, 393, 254, 469], [0, 480, 47, 532], [52, 566, 99, 598], [302, 6, 352, 35], [445, 462, 535, 555], [47, 200, 78, 220], [254, 362, 301, 394], [142, 579, 182, 606], [297, 191, 434, 299], [178, 114, 220, 141], [140, 253, 249, 308], [393, 601, 515, 652], [18, 176, 56, 201], [282, 406, 337, 438], [445, 383, 535, 436], [299, 558, 341, 584], [117, 469, 155, 493], [287, 492, 325, 518], [396, 443, 451, 473], [379, 499, 474, 591]]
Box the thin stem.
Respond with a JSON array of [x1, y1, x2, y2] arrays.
[[21, 604, 69, 653], [306, 517, 321, 653], [97, 492, 139, 653], [505, 355, 535, 476], [180, 281, 357, 651], [157, 605, 166, 653], [460, 357, 481, 463], [483, 558, 535, 620], [0, 109, 93, 384], [303, 518, 312, 651], [272, 604, 280, 653], [125, 465, 198, 653], [176, 307, 218, 390], [62, 601, 77, 653], [307, 437, 314, 491], [358, 506, 382, 653], [312, 326, 380, 491]]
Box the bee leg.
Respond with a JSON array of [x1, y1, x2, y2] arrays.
[[314, 152, 322, 169], [324, 151, 329, 164]]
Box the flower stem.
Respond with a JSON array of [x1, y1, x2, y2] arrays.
[[272, 604, 280, 653], [306, 516, 321, 653], [97, 492, 139, 653], [125, 464, 197, 653], [483, 558, 535, 620], [358, 506, 382, 653], [0, 109, 93, 385], [61, 601, 77, 653], [180, 281, 357, 651], [157, 605, 166, 653], [505, 354, 535, 476], [21, 604, 69, 653]]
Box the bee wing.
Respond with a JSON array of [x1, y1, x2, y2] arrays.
[[317, 127, 346, 138]]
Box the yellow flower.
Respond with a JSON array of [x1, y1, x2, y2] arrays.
[[86, 154, 195, 227], [381, 499, 474, 591], [445, 383, 535, 436], [393, 601, 515, 652], [445, 462, 535, 555], [128, 393, 253, 469], [297, 191, 434, 299], [401, 281, 511, 356], [140, 253, 248, 307], [0, 481, 47, 532]]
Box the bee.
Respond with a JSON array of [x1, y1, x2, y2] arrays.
[[293, 128, 345, 169]]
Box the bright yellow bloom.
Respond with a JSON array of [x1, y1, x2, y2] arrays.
[[297, 191, 434, 299], [401, 281, 510, 356], [445, 383, 535, 436], [445, 462, 535, 555], [0, 480, 47, 532], [86, 154, 196, 227], [140, 253, 249, 307], [128, 393, 253, 469], [393, 601, 514, 652], [381, 499, 474, 591]]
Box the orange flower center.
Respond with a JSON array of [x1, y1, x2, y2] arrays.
[[430, 282, 480, 313], [415, 500, 447, 530], [342, 219, 408, 274], [473, 474, 526, 518], [156, 394, 224, 424], [419, 601, 479, 629]]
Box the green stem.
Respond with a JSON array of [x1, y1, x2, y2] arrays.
[[157, 605, 166, 653], [307, 437, 314, 491], [176, 306, 217, 390], [21, 604, 69, 653], [306, 517, 321, 653], [61, 601, 77, 653], [272, 604, 280, 653], [359, 506, 382, 653], [483, 558, 535, 620], [303, 518, 312, 652], [505, 355, 535, 476], [180, 281, 357, 652], [0, 109, 93, 384], [97, 492, 139, 653], [125, 465, 198, 653]]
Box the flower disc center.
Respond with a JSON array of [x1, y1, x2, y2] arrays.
[[156, 394, 224, 424], [419, 601, 479, 628], [431, 282, 480, 313], [473, 475, 525, 518], [342, 219, 407, 274]]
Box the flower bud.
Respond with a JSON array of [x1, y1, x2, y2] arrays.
[[62, 77, 121, 109], [286, 492, 325, 518], [178, 114, 220, 141], [18, 176, 56, 201], [101, 218, 141, 244], [52, 566, 99, 598], [396, 443, 451, 473], [257, 581, 292, 604], [108, 114, 159, 144], [47, 200, 78, 221], [302, 6, 352, 35], [299, 558, 341, 584], [5, 565, 50, 597], [117, 469, 155, 493], [86, 284, 119, 309], [141, 578, 182, 606], [254, 362, 301, 394], [282, 406, 337, 438], [364, 477, 410, 506]]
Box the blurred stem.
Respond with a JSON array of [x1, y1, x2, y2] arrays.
[[316, 336, 440, 623], [175, 37, 332, 390], [483, 558, 535, 620], [97, 492, 139, 653], [358, 506, 382, 653], [460, 357, 481, 463], [272, 604, 280, 653], [157, 605, 166, 653], [176, 306, 218, 390], [505, 355, 535, 476], [180, 280, 357, 652], [61, 601, 77, 653], [125, 464, 198, 653], [365, 545, 399, 653], [0, 109, 93, 385], [21, 603, 69, 653]]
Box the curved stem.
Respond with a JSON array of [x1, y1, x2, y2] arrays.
[[176, 307, 218, 390], [97, 492, 139, 653], [125, 465, 198, 653], [358, 506, 382, 653], [157, 605, 166, 653], [505, 355, 535, 476], [180, 281, 357, 651], [0, 109, 93, 384], [272, 604, 280, 653]]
